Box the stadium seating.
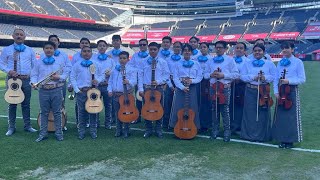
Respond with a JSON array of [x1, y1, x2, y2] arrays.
[[169, 20, 204, 36], [221, 14, 254, 35], [0, 0, 125, 21], [31, 0, 62, 16], [71, 2, 101, 20], [303, 43, 320, 54], [13, 0, 38, 14], [16, 25, 50, 37], [0, 23, 16, 35]]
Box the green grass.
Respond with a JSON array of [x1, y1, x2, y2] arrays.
[[0, 61, 320, 179]]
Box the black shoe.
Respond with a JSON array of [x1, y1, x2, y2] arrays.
[[223, 135, 230, 142], [35, 136, 48, 142], [210, 132, 218, 140], [143, 131, 152, 138], [56, 136, 64, 141], [279, 143, 286, 148], [91, 133, 97, 139], [199, 128, 208, 133], [123, 132, 130, 138], [78, 134, 85, 140], [285, 143, 294, 149], [155, 131, 163, 138], [114, 131, 122, 137]]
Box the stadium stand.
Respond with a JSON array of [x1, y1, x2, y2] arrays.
[[31, 0, 63, 16], [13, 0, 38, 14], [221, 14, 254, 35], [0, 23, 16, 35], [71, 2, 101, 20], [167, 20, 204, 36], [246, 12, 281, 34]]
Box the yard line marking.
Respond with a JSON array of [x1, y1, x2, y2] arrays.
[[1, 115, 319, 153]]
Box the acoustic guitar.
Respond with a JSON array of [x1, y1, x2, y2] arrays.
[[118, 65, 139, 123], [85, 64, 104, 113], [4, 51, 25, 104], [174, 78, 197, 139], [141, 58, 164, 121]]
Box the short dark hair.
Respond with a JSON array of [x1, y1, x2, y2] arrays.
[[97, 40, 108, 46], [182, 44, 193, 53], [162, 36, 172, 43], [148, 42, 160, 49], [48, 35, 60, 42], [139, 38, 148, 44], [13, 28, 25, 34], [173, 41, 183, 47], [253, 44, 265, 52], [119, 51, 129, 58], [236, 42, 247, 50], [81, 46, 92, 52], [255, 38, 265, 44], [43, 41, 56, 49], [215, 41, 227, 48], [112, 35, 121, 41], [80, 37, 90, 44], [280, 41, 295, 49], [189, 36, 200, 42], [199, 42, 209, 48]]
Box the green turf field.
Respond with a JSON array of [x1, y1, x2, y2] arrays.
[[0, 61, 320, 179]]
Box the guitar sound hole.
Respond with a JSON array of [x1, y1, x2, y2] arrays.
[[183, 115, 189, 120], [10, 83, 19, 91], [90, 93, 98, 100], [150, 96, 156, 102], [124, 100, 130, 105]]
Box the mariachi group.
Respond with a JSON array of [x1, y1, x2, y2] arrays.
[[0, 28, 306, 149]]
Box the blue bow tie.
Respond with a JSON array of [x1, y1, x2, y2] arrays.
[[112, 49, 121, 56], [171, 54, 181, 61], [161, 49, 170, 57], [252, 59, 265, 67], [42, 56, 55, 65], [138, 51, 148, 58], [14, 44, 26, 52], [280, 58, 291, 67], [234, 56, 243, 64], [147, 57, 157, 65], [81, 60, 93, 67], [115, 64, 121, 71], [213, 56, 224, 63], [192, 49, 199, 55], [198, 55, 208, 62], [182, 60, 194, 68], [54, 49, 60, 56], [98, 53, 108, 61]]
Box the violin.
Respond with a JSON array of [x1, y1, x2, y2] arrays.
[[278, 69, 292, 109], [212, 67, 226, 104], [257, 70, 273, 108]]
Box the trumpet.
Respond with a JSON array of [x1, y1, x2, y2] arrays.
[[33, 68, 62, 87]]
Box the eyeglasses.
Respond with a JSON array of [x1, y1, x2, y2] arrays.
[[139, 44, 147, 47]]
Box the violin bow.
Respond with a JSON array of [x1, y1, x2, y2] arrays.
[[256, 71, 262, 122], [232, 80, 235, 123], [215, 67, 220, 125]]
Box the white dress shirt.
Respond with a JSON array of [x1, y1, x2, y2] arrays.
[[107, 64, 137, 93]]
